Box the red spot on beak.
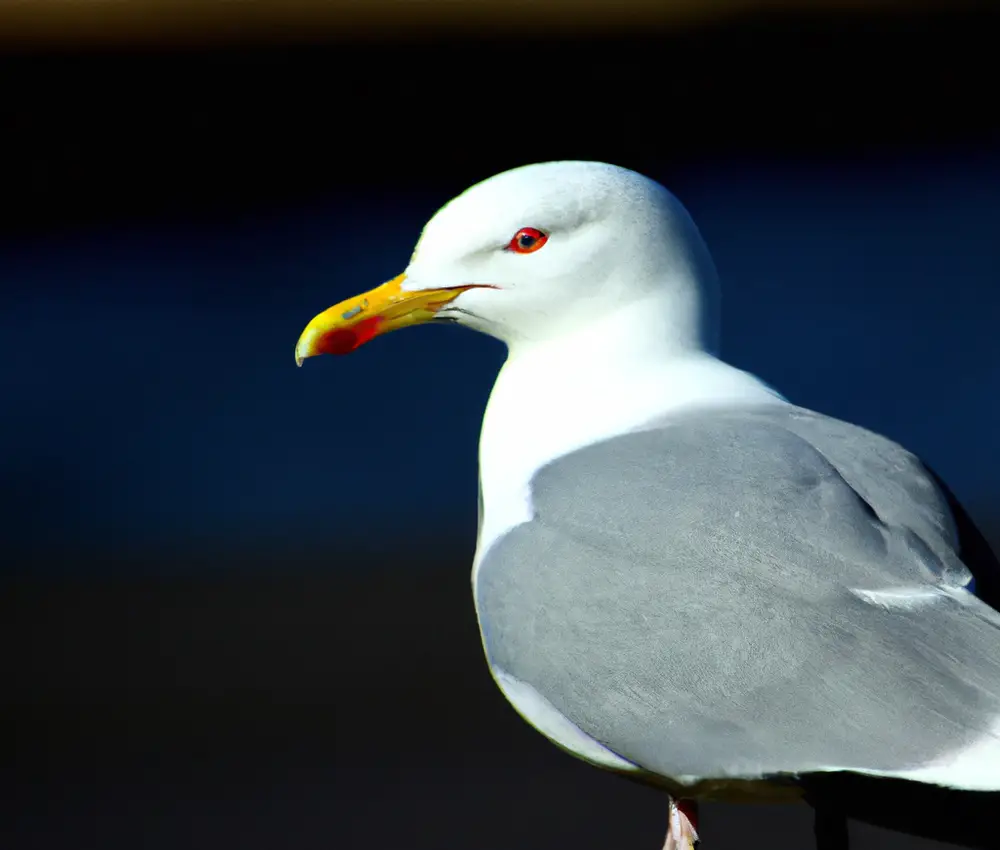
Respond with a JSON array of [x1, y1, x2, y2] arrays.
[[315, 316, 385, 355]]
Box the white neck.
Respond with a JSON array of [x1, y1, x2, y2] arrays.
[[473, 297, 786, 571]]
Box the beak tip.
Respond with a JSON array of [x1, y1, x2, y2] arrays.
[[295, 328, 317, 366]]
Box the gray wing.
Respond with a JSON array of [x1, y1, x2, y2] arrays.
[[475, 405, 1000, 783]]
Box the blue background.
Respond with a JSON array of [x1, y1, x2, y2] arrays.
[[4, 152, 997, 571]]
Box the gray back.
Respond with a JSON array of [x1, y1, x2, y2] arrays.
[[476, 406, 1000, 781]]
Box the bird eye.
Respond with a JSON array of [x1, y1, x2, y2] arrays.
[[507, 227, 548, 254]]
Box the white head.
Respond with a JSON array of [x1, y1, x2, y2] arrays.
[[295, 161, 720, 364]]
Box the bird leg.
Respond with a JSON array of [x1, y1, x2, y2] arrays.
[[662, 797, 700, 850]]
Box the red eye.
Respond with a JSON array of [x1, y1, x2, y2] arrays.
[[507, 227, 548, 254]]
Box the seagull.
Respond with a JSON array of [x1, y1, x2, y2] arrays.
[[294, 161, 1000, 849]]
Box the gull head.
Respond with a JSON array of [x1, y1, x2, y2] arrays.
[[295, 161, 720, 364]]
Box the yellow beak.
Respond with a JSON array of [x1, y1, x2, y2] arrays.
[[295, 273, 482, 365]]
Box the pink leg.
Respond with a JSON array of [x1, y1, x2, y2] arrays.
[[662, 798, 700, 850]]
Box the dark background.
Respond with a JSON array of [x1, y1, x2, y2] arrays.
[[2, 3, 999, 848]]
